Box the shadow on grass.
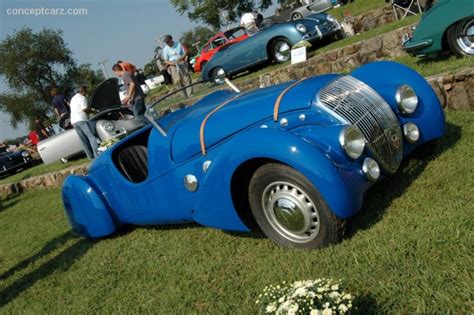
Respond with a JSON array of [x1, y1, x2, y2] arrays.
[[351, 294, 381, 314], [0, 231, 95, 307], [0, 193, 21, 213], [346, 122, 462, 237]]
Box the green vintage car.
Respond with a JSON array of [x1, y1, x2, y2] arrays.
[[403, 0, 474, 57]]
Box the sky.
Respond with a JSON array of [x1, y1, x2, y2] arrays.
[[1, 0, 277, 142]]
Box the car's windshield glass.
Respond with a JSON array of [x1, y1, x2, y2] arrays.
[[145, 80, 232, 133]]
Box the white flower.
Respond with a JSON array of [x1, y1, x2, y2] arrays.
[[310, 310, 321, 315], [338, 304, 349, 313], [328, 291, 339, 299], [266, 303, 277, 313], [331, 284, 339, 291], [322, 307, 333, 315], [288, 303, 299, 315], [292, 287, 307, 297]]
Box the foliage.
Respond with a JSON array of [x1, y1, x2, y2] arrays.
[[143, 59, 158, 77], [179, 26, 216, 57], [292, 40, 312, 49], [0, 27, 103, 129], [169, 0, 275, 29], [256, 279, 354, 314]]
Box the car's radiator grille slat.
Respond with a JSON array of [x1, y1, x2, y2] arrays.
[[318, 76, 402, 173]]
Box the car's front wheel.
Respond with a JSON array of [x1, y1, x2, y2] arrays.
[[447, 17, 474, 57], [270, 38, 291, 63], [248, 163, 344, 249], [291, 12, 304, 20]]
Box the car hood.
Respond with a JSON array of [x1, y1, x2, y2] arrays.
[[89, 78, 122, 111], [169, 75, 336, 163]]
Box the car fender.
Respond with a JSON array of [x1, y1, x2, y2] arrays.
[[407, 0, 473, 54], [351, 61, 445, 154], [193, 127, 359, 231], [62, 175, 118, 238]]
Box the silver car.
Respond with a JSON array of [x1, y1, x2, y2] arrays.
[[38, 78, 144, 164], [291, 0, 333, 20]]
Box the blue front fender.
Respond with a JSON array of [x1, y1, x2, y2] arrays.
[[193, 127, 364, 231]]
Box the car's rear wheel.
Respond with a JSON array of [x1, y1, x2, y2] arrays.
[[292, 12, 304, 20], [447, 17, 474, 57], [248, 163, 344, 249], [270, 38, 291, 63]]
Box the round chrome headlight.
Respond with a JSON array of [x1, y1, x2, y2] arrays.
[[326, 14, 336, 23], [102, 121, 114, 131], [363, 158, 380, 182], [296, 23, 307, 33], [21, 151, 29, 158], [339, 125, 366, 159], [395, 84, 418, 114], [403, 122, 420, 144]]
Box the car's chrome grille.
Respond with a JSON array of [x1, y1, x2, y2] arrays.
[[317, 75, 403, 173]]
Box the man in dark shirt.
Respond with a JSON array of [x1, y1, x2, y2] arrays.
[[112, 63, 146, 123], [51, 87, 71, 128]]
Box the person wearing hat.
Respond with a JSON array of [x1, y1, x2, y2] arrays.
[[162, 34, 193, 98]]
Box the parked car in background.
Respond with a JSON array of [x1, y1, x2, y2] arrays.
[[201, 13, 343, 80], [38, 78, 144, 164], [62, 61, 445, 249], [145, 75, 164, 89], [291, 0, 333, 20], [194, 27, 249, 72], [0, 146, 34, 178], [402, 0, 474, 57]]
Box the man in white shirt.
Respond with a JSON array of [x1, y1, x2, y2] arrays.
[[240, 12, 257, 33], [70, 86, 100, 159], [162, 34, 193, 98]]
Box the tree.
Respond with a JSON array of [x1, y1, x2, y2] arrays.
[[180, 26, 215, 57], [170, 0, 275, 29], [143, 59, 157, 77], [0, 27, 103, 128]]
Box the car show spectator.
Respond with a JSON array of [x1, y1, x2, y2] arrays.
[[50, 87, 71, 129], [112, 63, 147, 123], [70, 86, 100, 159], [155, 46, 172, 85], [117, 60, 137, 74], [240, 12, 257, 33], [162, 34, 193, 98], [34, 115, 49, 141]]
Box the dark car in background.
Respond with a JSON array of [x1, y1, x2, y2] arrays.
[[0, 146, 34, 178]]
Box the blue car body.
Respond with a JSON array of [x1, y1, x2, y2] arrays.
[[201, 13, 342, 80], [62, 61, 445, 248]]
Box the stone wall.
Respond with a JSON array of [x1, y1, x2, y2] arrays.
[[352, 5, 397, 34], [427, 68, 474, 110], [0, 164, 88, 197]]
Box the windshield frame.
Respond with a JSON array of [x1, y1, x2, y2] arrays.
[[145, 78, 240, 137]]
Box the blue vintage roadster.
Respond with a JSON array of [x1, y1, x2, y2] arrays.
[[62, 61, 445, 249]]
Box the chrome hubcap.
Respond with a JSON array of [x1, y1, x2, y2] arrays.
[[262, 181, 320, 243], [274, 42, 290, 62], [456, 19, 474, 55]]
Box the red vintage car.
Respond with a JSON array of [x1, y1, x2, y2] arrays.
[[194, 27, 249, 73]]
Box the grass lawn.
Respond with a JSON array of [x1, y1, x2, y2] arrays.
[[0, 111, 472, 313], [0, 158, 88, 186]]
